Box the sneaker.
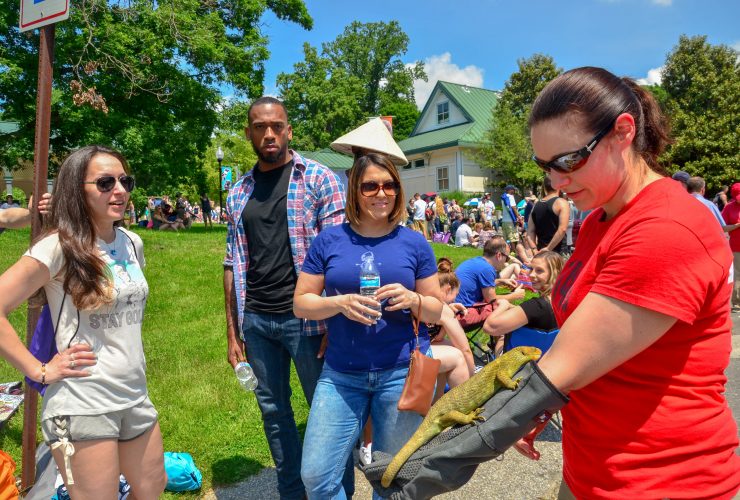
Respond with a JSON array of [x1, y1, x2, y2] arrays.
[[119, 474, 131, 500], [359, 441, 372, 466]]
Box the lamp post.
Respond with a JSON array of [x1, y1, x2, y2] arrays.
[[216, 146, 224, 223]]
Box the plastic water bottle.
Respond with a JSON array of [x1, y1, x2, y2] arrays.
[[359, 252, 381, 319], [235, 362, 258, 391]]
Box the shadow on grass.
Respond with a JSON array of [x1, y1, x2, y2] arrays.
[[212, 455, 265, 485], [178, 225, 228, 235]]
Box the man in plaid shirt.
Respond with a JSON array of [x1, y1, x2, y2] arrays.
[[223, 97, 349, 499]]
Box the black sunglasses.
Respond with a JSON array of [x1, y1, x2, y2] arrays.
[[83, 175, 135, 193], [532, 119, 617, 174], [360, 180, 400, 197]]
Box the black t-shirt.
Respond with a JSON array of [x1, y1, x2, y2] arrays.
[[519, 297, 557, 331], [200, 196, 212, 212], [531, 197, 566, 253], [242, 159, 296, 313]]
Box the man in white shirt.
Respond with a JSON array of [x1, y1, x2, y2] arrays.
[[412, 193, 427, 237], [500, 185, 522, 244], [482, 195, 495, 223], [455, 218, 475, 247]]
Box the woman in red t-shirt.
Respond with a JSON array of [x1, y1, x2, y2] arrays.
[[520, 67, 740, 499]]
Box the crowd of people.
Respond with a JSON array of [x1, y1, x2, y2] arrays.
[[0, 66, 737, 500], [404, 184, 595, 260]]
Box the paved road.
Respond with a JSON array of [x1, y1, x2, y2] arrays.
[[208, 310, 740, 499]]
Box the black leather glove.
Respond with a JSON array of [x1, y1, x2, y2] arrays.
[[361, 361, 568, 500]]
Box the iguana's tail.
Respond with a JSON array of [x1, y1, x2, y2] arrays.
[[381, 421, 440, 488]]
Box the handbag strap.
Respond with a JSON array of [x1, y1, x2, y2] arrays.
[[412, 292, 423, 352]]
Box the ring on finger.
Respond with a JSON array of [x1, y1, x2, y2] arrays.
[[70, 360, 76, 369], [70, 353, 75, 361]]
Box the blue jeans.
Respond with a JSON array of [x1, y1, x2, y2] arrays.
[[242, 311, 354, 499], [301, 364, 423, 500]]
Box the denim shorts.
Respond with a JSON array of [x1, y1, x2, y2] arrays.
[[42, 396, 158, 443]]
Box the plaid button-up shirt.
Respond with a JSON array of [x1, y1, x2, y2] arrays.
[[224, 151, 346, 336]]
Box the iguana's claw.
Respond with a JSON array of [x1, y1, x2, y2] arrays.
[[473, 407, 486, 424]]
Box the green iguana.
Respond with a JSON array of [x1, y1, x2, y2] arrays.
[[381, 346, 542, 487]]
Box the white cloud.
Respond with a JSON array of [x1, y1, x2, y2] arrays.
[[636, 66, 664, 86], [652, 0, 672, 5], [409, 53, 484, 109], [732, 41, 740, 52]]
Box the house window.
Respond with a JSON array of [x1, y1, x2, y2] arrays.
[[402, 162, 412, 170], [414, 159, 425, 168], [437, 102, 449, 124], [437, 167, 449, 191]]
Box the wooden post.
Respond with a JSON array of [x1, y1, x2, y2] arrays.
[[22, 22, 54, 490]]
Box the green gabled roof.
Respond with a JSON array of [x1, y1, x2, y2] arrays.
[[297, 148, 354, 171], [399, 81, 499, 155]]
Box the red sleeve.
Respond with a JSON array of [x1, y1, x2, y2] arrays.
[[590, 219, 719, 324]]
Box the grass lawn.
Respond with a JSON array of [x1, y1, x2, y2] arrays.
[[0, 226, 482, 495]]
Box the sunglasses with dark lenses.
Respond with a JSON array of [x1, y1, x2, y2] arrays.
[[83, 175, 135, 193], [360, 180, 401, 197], [532, 121, 615, 174]]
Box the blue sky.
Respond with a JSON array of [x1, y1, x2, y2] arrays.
[[257, 0, 739, 108]]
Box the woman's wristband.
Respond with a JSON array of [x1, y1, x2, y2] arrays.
[[40, 363, 46, 385]]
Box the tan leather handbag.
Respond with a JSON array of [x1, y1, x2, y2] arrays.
[[397, 294, 441, 416]]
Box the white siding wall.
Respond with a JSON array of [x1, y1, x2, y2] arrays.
[[399, 147, 494, 195], [415, 88, 468, 134], [461, 150, 493, 193]]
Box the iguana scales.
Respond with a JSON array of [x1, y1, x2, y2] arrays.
[[381, 346, 542, 487]]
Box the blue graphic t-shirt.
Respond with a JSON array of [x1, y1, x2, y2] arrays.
[[454, 256, 497, 306], [301, 223, 437, 372]]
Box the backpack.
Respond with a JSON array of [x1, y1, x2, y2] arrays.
[[425, 206, 434, 221], [164, 452, 202, 492]]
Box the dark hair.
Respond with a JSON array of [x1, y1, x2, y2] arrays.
[[41, 145, 130, 310], [345, 153, 406, 226], [686, 176, 705, 194], [483, 236, 508, 257], [247, 96, 288, 124], [529, 67, 670, 173], [543, 175, 556, 194]]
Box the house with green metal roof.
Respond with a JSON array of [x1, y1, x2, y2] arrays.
[[398, 81, 499, 195], [296, 147, 353, 192]]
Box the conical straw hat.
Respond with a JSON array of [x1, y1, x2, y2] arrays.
[[330, 118, 408, 166]]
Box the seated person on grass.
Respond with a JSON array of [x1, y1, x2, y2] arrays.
[[152, 205, 184, 231], [453, 236, 525, 329], [454, 217, 475, 247], [477, 221, 497, 249], [482, 251, 564, 355], [429, 258, 476, 401]]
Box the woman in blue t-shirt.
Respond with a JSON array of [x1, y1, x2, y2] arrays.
[[294, 153, 443, 499]]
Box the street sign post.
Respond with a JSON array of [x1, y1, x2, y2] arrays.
[[20, 0, 69, 33], [19, 0, 67, 490]]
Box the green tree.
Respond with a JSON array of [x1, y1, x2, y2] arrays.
[[660, 35, 739, 191], [322, 20, 425, 114], [476, 54, 562, 189], [500, 54, 562, 117], [277, 20, 425, 150], [379, 100, 419, 142], [277, 43, 365, 150], [0, 0, 312, 192]]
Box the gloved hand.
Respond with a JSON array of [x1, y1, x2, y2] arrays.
[[360, 362, 567, 500]]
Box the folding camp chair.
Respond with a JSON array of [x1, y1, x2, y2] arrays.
[[454, 301, 496, 368]]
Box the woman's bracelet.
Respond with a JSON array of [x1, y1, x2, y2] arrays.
[[40, 363, 46, 385]]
